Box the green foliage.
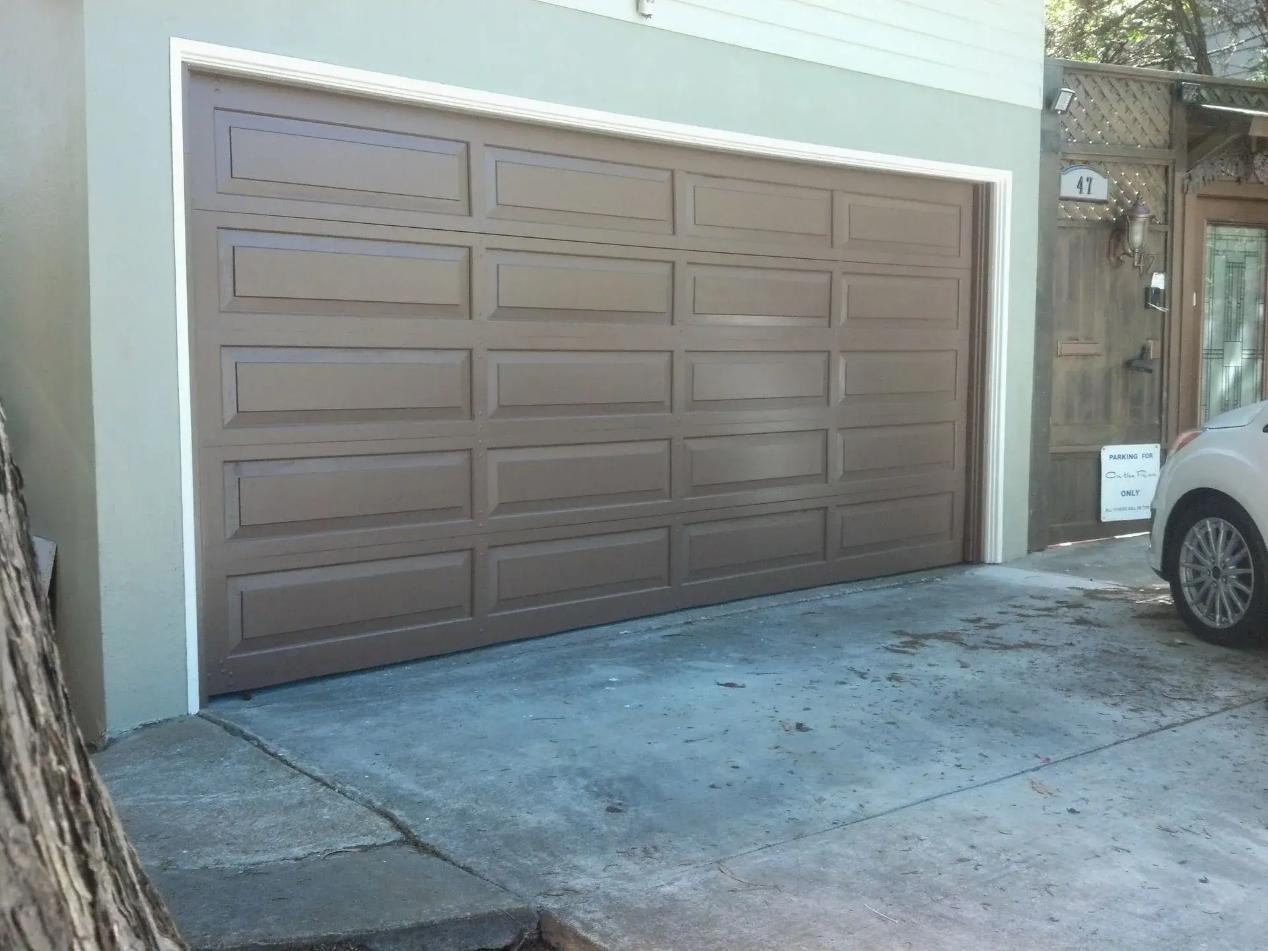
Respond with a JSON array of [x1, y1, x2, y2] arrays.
[[1046, 0, 1268, 77]]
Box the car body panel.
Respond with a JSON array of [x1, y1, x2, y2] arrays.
[[1150, 400, 1268, 576], [1205, 401, 1268, 430]]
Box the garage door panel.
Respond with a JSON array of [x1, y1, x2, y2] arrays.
[[219, 346, 472, 430], [223, 449, 472, 542], [836, 492, 958, 558], [488, 439, 671, 517], [199, 300, 480, 353], [831, 169, 973, 267], [836, 328, 970, 360], [191, 77, 974, 268], [839, 422, 958, 485], [206, 616, 488, 694], [215, 110, 470, 216], [202, 492, 962, 692], [841, 270, 964, 329], [481, 412, 834, 443], [685, 430, 828, 497], [486, 250, 673, 324], [833, 405, 966, 435], [840, 349, 958, 399], [189, 73, 978, 695], [832, 166, 973, 205], [683, 508, 827, 583], [836, 193, 964, 260], [835, 202, 971, 269], [488, 350, 672, 418], [485, 147, 674, 234], [488, 527, 671, 613], [206, 452, 955, 567], [679, 174, 833, 250], [832, 538, 965, 585], [226, 549, 473, 647], [684, 264, 833, 327], [686, 351, 830, 412], [219, 230, 471, 320]]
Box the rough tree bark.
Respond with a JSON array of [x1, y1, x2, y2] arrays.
[[0, 402, 186, 950]]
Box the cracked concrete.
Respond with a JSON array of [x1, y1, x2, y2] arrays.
[[155, 844, 535, 951], [93, 715, 400, 871], [97, 537, 1268, 949], [94, 717, 536, 950]]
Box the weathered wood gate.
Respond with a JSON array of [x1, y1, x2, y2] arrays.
[[1031, 62, 1176, 547], [1032, 61, 1268, 549]]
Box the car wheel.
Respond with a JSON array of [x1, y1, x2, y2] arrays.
[[1167, 497, 1268, 646]]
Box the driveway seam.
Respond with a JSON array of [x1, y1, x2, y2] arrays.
[[198, 710, 532, 904], [657, 693, 1268, 886], [155, 839, 404, 874]]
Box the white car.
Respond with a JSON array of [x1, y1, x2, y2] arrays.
[[1150, 399, 1268, 645]]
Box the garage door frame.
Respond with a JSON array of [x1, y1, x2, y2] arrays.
[[167, 37, 1016, 712]]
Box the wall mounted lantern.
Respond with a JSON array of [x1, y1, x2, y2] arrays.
[[1111, 198, 1153, 271], [1051, 87, 1076, 113]]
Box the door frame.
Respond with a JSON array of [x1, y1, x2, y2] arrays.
[[1178, 188, 1268, 433], [168, 37, 1017, 713]]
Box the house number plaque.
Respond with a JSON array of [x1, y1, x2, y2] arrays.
[[1059, 164, 1110, 203], [1060, 164, 1110, 204]]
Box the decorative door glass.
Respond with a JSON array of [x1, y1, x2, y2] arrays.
[[1201, 225, 1268, 423]]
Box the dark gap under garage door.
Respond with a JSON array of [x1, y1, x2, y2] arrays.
[[184, 72, 980, 696]]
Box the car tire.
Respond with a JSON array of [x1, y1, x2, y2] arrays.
[[1166, 496, 1268, 647]]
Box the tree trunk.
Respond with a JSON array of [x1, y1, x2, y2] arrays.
[[1174, 0, 1216, 73], [0, 402, 185, 951]]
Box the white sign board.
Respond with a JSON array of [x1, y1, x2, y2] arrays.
[[1060, 164, 1110, 203], [1100, 444, 1161, 522]]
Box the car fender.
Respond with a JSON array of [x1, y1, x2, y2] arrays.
[[1160, 442, 1268, 550]]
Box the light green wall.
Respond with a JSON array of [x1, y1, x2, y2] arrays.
[[81, 0, 1040, 733], [1, 0, 105, 742]]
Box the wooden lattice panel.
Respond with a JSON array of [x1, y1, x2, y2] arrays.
[[1200, 84, 1268, 112], [1058, 160, 1169, 223], [1061, 69, 1172, 150]]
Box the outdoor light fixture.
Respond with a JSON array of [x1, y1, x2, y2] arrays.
[[1051, 87, 1076, 113], [1111, 198, 1153, 271]]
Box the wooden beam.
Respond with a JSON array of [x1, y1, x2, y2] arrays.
[[1028, 61, 1064, 553], [1165, 92, 1188, 446]]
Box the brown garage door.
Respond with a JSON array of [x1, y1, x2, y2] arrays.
[[185, 72, 981, 696]]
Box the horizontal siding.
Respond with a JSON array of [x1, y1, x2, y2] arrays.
[[535, 0, 1044, 109]]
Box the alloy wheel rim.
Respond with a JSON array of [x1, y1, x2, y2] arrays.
[[1179, 517, 1255, 629]]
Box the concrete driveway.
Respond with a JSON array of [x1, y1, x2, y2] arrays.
[[96, 537, 1268, 950]]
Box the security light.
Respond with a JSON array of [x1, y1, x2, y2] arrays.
[[1052, 87, 1076, 113]]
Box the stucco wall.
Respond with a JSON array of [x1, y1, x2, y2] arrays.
[[80, 0, 1041, 733], [1, 0, 104, 740]]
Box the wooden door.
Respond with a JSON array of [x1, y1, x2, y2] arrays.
[[1046, 223, 1167, 543], [1178, 194, 1268, 432]]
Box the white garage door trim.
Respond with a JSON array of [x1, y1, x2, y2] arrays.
[[168, 36, 1014, 714]]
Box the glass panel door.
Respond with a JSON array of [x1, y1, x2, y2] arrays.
[[1201, 225, 1268, 423]]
